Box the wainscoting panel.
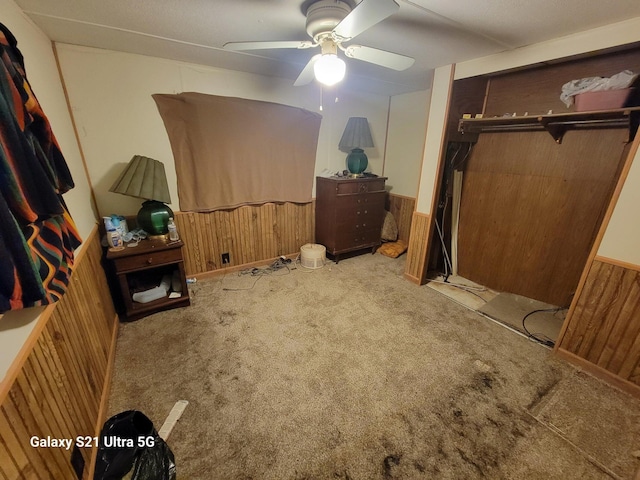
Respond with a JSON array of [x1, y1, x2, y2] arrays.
[[0, 227, 118, 479], [175, 202, 314, 275], [387, 194, 416, 243], [404, 212, 430, 283], [558, 258, 640, 390]]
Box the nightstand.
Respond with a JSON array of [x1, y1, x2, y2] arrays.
[[106, 238, 190, 321]]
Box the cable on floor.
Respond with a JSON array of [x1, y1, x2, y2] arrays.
[[222, 257, 293, 291], [522, 307, 567, 348], [426, 278, 488, 303]]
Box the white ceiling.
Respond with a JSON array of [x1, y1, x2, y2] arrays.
[[15, 0, 640, 96]]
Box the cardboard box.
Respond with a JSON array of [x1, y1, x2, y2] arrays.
[[574, 88, 633, 112]]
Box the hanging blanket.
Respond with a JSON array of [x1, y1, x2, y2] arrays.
[[0, 23, 82, 313]]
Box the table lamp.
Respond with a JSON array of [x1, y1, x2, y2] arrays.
[[109, 155, 173, 237], [339, 117, 374, 176]]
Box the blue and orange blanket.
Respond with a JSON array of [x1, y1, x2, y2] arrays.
[[0, 23, 82, 313]]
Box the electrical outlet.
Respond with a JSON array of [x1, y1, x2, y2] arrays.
[[222, 252, 230, 264]]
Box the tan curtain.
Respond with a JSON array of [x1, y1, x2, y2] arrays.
[[153, 92, 322, 212]]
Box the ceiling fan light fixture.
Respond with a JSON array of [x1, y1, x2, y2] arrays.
[[313, 54, 346, 86]]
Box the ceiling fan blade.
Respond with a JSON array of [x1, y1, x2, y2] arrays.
[[344, 45, 414, 71], [332, 0, 399, 41], [294, 54, 321, 86], [224, 40, 314, 51]]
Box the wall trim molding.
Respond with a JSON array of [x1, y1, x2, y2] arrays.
[[594, 255, 640, 272], [403, 273, 421, 284], [388, 192, 416, 201]]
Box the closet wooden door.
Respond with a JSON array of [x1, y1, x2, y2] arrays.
[[457, 128, 629, 306]]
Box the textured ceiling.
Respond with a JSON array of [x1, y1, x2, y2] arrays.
[[14, 0, 640, 96]]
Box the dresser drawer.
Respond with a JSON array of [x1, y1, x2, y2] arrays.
[[113, 247, 183, 273], [337, 206, 384, 230], [335, 228, 382, 250], [336, 191, 386, 210], [336, 179, 386, 195]]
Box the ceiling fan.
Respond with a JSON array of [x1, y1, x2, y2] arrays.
[[224, 0, 414, 87]]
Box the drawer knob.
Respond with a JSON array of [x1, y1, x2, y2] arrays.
[[359, 184, 367, 192], [146, 258, 153, 264], [364, 210, 368, 214]]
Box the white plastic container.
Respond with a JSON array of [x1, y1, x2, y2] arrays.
[[132, 286, 167, 303], [107, 230, 123, 248], [300, 243, 326, 269], [167, 217, 179, 241], [104, 216, 123, 248]]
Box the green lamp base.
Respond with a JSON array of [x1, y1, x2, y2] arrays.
[[346, 148, 368, 175], [137, 200, 173, 236]]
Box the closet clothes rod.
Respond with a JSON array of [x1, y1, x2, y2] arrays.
[[458, 106, 640, 144]]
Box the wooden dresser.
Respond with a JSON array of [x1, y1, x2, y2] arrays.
[[315, 176, 387, 261]]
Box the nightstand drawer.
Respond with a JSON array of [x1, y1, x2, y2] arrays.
[[113, 247, 183, 273]]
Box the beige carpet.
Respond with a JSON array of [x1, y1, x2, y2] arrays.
[[107, 254, 640, 479]]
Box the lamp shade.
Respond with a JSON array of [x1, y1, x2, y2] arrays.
[[339, 117, 374, 174], [338, 117, 374, 151], [109, 155, 171, 204]]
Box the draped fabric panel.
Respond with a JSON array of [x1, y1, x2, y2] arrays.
[[0, 23, 82, 313], [153, 92, 321, 212]]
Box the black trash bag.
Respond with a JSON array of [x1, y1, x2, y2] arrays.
[[94, 410, 176, 480]]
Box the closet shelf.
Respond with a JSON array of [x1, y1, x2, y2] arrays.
[[458, 107, 640, 144]]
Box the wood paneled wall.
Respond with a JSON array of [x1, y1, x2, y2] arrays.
[[485, 46, 640, 117], [175, 202, 314, 275], [457, 128, 628, 306], [558, 258, 640, 393], [0, 227, 118, 479], [387, 194, 415, 243], [445, 76, 487, 143], [176, 196, 415, 277], [404, 212, 430, 283]]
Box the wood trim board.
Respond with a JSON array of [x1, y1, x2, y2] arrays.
[[595, 255, 640, 273], [404, 212, 430, 282]]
